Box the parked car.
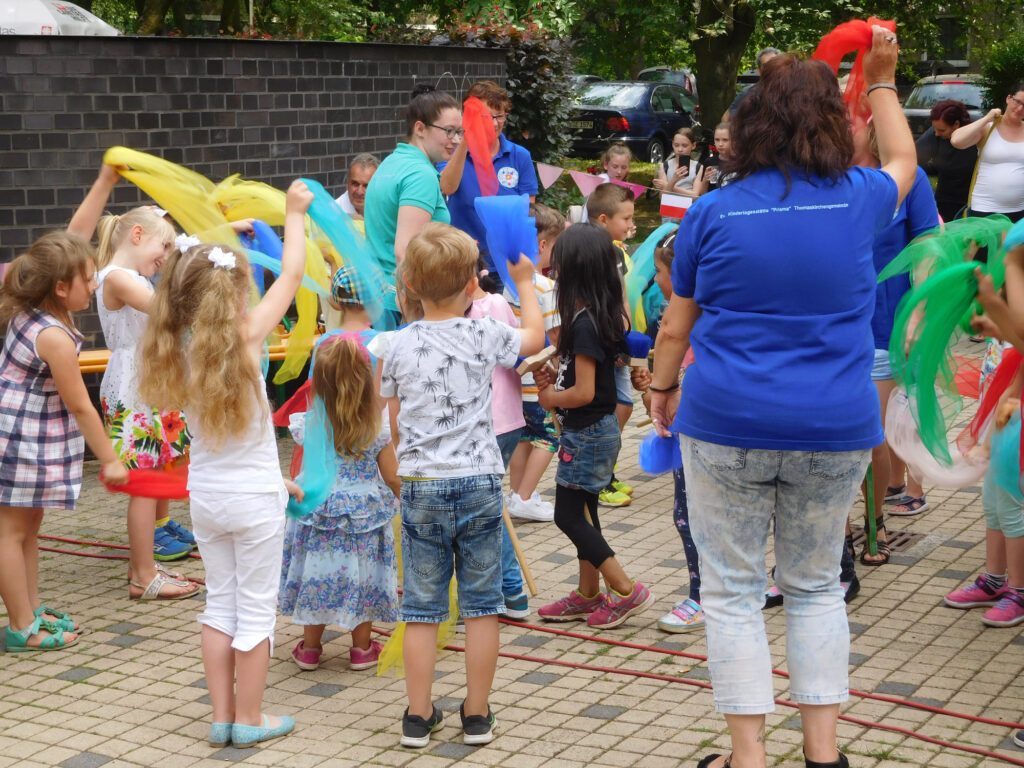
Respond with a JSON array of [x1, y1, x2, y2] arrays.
[[570, 74, 605, 91], [569, 81, 700, 164], [903, 74, 984, 137], [638, 66, 698, 102]]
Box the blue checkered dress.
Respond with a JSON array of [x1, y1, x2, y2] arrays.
[[0, 310, 85, 509]]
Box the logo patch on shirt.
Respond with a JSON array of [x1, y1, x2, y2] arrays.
[[497, 166, 519, 189]]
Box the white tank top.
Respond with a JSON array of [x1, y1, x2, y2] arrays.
[[186, 388, 284, 494], [972, 127, 1024, 213]]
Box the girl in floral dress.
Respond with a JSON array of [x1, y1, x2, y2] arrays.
[[279, 334, 400, 672], [95, 207, 200, 600]]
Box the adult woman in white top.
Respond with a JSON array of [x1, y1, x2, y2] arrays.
[[951, 81, 1024, 223]]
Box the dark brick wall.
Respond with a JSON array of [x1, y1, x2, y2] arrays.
[[0, 35, 506, 352]]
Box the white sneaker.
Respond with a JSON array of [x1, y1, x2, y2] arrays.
[[508, 493, 555, 522]]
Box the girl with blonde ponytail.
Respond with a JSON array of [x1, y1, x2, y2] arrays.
[[137, 180, 312, 748]]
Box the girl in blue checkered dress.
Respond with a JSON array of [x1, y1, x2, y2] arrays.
[[0, 229, 128, 653]]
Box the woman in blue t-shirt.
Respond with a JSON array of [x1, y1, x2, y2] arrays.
[[649, 28, 918, 768]]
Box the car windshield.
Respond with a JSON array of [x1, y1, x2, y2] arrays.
[[576, 83, 646, 109], [904, 82, 983, 110]]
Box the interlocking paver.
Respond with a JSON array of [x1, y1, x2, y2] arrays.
[[3, 373, 1023, 767]]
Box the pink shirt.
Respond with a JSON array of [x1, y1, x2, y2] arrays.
[[469, 293, 526, 436]]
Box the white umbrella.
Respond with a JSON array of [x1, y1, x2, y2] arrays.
[[0, 0, 120, 36]]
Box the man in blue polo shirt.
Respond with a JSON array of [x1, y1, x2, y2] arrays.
[[440, 80, 538, 289]]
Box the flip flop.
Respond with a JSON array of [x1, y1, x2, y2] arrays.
[[129, 572, 201, 601]]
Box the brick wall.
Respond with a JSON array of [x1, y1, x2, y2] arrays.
[[0, 35, 507, 353]]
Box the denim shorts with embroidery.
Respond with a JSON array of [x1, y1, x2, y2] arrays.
[[555, 413, 620, 494], [399, 474, 504, 623]]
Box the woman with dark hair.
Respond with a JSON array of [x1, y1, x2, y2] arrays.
[[364, 85, 463, 310], [649, 27, 917, 768], [951, 81, 1024, 223], [915, 99, 978, 221]]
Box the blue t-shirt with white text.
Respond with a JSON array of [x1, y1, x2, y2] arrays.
[[671, 166, 898, 451]]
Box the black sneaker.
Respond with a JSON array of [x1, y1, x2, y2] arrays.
[[842, 574, 860, 604], [459, 701, 496, 745], [400, 705, 444, 748]]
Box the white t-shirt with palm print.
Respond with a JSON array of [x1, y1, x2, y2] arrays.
[[380, 316, 520, 478]]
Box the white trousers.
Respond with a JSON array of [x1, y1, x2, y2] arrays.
[[190, 489, 287, 653]]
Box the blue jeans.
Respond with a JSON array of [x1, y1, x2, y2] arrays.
[[496, 429, 525, 597], [681, 436, 871, 714], [399, 475, 505, 622], [555, 413, 619, 494]]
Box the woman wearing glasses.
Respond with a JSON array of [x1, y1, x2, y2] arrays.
[[951, 82, 1024, 224], [439, 80, 538, 293], [365, 84, 464, 311]]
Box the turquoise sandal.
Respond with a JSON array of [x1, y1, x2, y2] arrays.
[[5, 616, 78, 652], [34, 606, 78, 633]]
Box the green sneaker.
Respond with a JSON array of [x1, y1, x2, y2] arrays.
[[611, 478, 633, 496], [598, 487, 631, 507]]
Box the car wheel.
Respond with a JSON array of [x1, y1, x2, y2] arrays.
[[646, 138, 666, 165]]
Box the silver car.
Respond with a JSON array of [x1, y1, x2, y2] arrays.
[[903, 74, 984, 137]]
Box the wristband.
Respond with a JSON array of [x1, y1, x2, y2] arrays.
[[866, 83, 898, 95], [649, 382, 680, 394]]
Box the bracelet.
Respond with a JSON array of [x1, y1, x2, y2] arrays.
[[649, 382, 680, 394], [866, 83, 898, 95]]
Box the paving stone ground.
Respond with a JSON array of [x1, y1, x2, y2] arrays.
[[3, 354, 1023, 767]]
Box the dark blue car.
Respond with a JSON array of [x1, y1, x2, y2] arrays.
[[569, 81, 700, 164]]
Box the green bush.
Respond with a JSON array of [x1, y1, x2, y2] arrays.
[[981, 32, 1024, 108], [373, 12, 578, 164]]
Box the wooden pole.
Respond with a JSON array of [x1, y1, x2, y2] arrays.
[[503, 505, 538, 596]]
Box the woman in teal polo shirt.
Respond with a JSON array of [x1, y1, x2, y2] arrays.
[[365, 85, 463, 308]]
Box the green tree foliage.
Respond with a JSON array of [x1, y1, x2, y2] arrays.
[[980, 31, 1024, 108]]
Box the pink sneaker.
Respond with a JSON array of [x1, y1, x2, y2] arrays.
[[538, 589, 604, 621], [587, 582, 655, 629], [349, 640, 383, 670], [291, 640, 322, 671], [943, 575, 1009, 609], [982, 591, 1024, 627]]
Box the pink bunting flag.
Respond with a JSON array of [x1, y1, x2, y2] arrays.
[[610, 178, 647, 198], [569, 170, 606, 198], [536, 162, 565, 189]]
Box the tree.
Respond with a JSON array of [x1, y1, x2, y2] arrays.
[[690, 1, 756, 132]]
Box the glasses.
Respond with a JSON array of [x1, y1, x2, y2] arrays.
[[428, 124, 465, 140], [490, 113, 507, 123], [1010, 95, 1024, 109]]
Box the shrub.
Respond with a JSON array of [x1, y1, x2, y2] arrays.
[[373, 12, 578, 163], [981, 32, 1024, 108]]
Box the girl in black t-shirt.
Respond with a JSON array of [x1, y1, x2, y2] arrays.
[[534, 224, 654, 629]]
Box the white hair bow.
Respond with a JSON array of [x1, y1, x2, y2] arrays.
[[208, 247, 236, 270], [174, 234, 201, 253]]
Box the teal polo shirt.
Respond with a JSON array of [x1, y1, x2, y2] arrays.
[[364, 142, 451, 288]]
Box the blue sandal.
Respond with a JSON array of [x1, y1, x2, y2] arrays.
[[34, 606, 78, 633], [5, 616, 78, 652]]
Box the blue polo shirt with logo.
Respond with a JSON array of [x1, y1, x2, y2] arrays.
[[440, 134, 538, 265]]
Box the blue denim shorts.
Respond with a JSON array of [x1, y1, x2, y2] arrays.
[[555, 413, 620, 494], [614, 364, 633, 406], [399, 474, 505, 623], [496, 428, 524, 471], [521, 401, 557, 452]]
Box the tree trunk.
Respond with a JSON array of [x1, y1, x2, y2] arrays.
[[220, 0, 244, 35], [691, 0, 756, 140], [135, 0, 172, 34]]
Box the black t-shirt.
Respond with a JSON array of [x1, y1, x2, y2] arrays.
[[915, 126, 977, 219], [555, 309, 623, 430]]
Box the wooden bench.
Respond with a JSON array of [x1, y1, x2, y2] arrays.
[[79, 340, 298, 374]]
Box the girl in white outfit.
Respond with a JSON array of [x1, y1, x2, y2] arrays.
[[137, 181, 312, 749]]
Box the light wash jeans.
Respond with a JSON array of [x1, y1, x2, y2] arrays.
[[681, 436, 871, 714]]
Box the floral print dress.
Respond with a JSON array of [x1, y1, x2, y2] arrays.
[[279, 421, 399, 627], [97, 265, 190, 468]]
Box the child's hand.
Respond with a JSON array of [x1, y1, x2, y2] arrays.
[[533, 362, 554, 391], [673, 166, 689, 181], [970, 312, 1003, 341], [975, 267, 998, 308], [101, 460, 129, 486], [537, 385, 555, 412], [284, 478, 305, 503], [631, 367, 651, 392], [99, 163, 123, 186], [229, 218, 256, 238], [286, 180, 314, 215], [652, 178, 667, 191], [507, 252, 535, 286]]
